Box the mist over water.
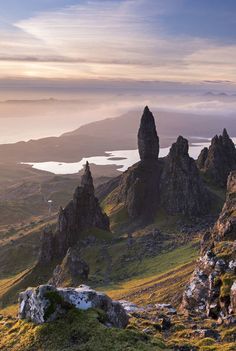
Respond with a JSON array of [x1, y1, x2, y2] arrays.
[[0, 84, 236, 144]]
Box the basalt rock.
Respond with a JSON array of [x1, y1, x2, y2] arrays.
[[211, 171, 236, 241], [182, 171, 236, 320], [116, 106, 160, 222], [38, 226, 54, 264], [118, 160, 160, 222], [160, 136, 211, 216], [49, 247, 89, 287], [197, 129, 236, 186], [138, 106, 159, 161], [19, 284, 129, 328], [38, 162, 109, 263]]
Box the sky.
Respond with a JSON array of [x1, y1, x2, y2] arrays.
[[0, 0, 236, 85], [0, 0, 236, 143]]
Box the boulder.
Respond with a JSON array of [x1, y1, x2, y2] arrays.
[[160, 136, 211, 216], [49, 247, 89, 287], [197, 129, 236, 186], [19, 284, 129, 328]]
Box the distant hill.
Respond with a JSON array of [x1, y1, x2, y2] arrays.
[[0, 109, 235, 163]]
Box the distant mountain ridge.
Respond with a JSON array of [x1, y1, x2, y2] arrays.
[[0, 109, 235, 163]]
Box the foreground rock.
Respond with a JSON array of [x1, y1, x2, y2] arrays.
[[160, 136, 211, 216], [182, 171, 236, 320], [197, 129, 236, 186], [38, 162, 110, 263], [19, 284, 128, 328], [49, 247, 89, 287]]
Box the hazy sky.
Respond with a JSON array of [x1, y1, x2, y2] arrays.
[[0, 0, 236, 85]]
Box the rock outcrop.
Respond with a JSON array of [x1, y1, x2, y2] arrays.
[[49, 247, 89, 287], [197, 129, 236, 186], [138, 106, 159, 161], [117, 106, 160, 222], [56, 161, 109, 254], [182, 171, 236, 320], [19, 284, 129, 328], [211, 171, 236, 241], [38, 162, 109, 263], [160, 136, 211, 216]]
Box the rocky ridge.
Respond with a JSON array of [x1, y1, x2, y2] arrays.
[[37, 162, 110, 287], [111, 106, 211, 222], [160, 136, 211, 216], [197, 128, 236, 186], [182, 171, 236, 321]]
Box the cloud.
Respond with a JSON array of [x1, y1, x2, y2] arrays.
[[0, 0, 234, 84]]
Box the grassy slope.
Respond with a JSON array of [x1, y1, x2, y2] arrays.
[[102, 244, 198, 305], [0, 309, 169, 351]]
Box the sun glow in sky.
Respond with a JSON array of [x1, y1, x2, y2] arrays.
[[0, 0, 236, 84]]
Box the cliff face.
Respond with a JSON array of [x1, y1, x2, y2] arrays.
[[197, 129, 236, 186], [38, 162, 109, 264], [212, 171, 236, 241], [160, 136, 211, 216], [117, 106, 160, 223], [182, 171, 236, 321], [108, 106, 213, 223]]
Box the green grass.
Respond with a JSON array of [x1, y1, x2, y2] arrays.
[[80, 227, 114, 242], [85, 242, 199, 306], [0, 309, 169, 351]]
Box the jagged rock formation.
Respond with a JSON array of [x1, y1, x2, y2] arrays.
[[38, 162, 109, 263], [138, 106, 159, 161], [160, 136, 211, 216], [116, 106, 160, 222], [182, 171, 236, 321], [197, 129, 236, 186], [56, 161, 109, 252], [49, 247, 89, 287], [211, 171, 236, 241], [19, 284, 129, 328]]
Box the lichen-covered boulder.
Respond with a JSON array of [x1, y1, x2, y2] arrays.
[[19, 285, 128, 328]]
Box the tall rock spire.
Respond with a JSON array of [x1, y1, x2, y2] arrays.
[[138, 106, 159, 161], [81, 161, 94, 193], [116, 107, 160, 223]]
